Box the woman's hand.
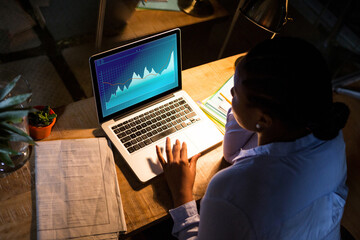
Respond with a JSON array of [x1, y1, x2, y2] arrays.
[[156, 137, 201, 208]]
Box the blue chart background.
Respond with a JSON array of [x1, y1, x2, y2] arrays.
[[94, 34, 179, 118]]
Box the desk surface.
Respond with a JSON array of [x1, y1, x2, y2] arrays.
[[0, 54, 243, 239], [102, 0, 227, 47]]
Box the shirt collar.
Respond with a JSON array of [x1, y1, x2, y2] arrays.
[[233, 133, 326, 163]]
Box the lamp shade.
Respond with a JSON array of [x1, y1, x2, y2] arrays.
[[240, 0, 288, 33]]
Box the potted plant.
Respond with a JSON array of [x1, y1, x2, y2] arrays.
[[0, 75, 35, 170], [28, 106, 57, 140]]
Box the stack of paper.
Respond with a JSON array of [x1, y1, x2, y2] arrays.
[[199, 75, 234, 134], [35, 138, 126, 240], [137, 0, 180, 11]]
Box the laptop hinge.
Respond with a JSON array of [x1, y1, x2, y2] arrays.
[[113, 93, 175, 122]]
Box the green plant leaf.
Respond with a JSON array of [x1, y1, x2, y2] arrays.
[[0, 75, 21, 101], [0, 152, 15, 168], [0, 110, 29, 123], [0, 144, 20, 155], [0, 93, 32, 110], [0, 129, 34, 143], [0, 122, 36, 145], [28, 106, 56, 126]]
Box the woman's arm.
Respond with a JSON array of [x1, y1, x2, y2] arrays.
[[169, 196, 256, 240], [223, 108, 257, 163]]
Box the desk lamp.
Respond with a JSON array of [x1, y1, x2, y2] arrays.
[[178, 0, 214, 17], [218, 0, 289, 59]]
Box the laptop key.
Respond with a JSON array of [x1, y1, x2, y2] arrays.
[[121, 136, 131, 143], [150, 127, 176, 142], [186, 112, 197, 119], [138, 142, 145, 148], [175, 124, 183, 130], [124, 142, 132, 148], [144, 139, 152, 145], [117, 132, 126, 138], [127, 147, 134, 153]]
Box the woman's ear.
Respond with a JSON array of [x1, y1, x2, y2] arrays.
[[256, 112, 273, 131]]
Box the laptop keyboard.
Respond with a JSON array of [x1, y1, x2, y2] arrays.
[[111, 97, 200, 153]]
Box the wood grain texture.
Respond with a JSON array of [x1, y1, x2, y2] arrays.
[[0, 54, 242, 239], [103, 0, 228, 47]]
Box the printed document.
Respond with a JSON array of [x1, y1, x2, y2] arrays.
[[35, 138, 126, 240]]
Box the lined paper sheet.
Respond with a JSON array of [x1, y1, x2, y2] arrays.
[[35, 138, 126, 240]]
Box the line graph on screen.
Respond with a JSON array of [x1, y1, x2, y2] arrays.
[[102, 49, 176, 110], [102, 49, 173, 88]]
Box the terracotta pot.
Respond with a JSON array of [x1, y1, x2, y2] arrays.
[[29, 106, 56, 140]]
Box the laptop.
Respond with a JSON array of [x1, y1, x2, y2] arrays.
[[89, 28, 223, 182]]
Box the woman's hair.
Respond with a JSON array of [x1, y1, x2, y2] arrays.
[[237, 37, 349, 140]]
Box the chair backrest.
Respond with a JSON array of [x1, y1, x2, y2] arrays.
[[341, 225, 355, 240]]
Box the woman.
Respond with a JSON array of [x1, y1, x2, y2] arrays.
[[156, 37, 349, 240]]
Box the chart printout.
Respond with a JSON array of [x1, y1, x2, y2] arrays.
[[94, 34, 179, 118]]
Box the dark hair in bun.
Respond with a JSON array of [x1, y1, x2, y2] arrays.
[[237, 37, 349, 140]]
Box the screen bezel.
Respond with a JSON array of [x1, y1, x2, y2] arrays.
[[89, 28, 182, 124]]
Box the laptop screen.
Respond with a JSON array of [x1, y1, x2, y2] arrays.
[[90, 29, 181, 123]]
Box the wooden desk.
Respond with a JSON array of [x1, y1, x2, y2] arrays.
[[99, 0, 228, 49], [0, 54, 243, 239]]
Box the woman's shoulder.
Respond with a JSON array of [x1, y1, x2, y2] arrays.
[[205, 155, 269, 196]]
